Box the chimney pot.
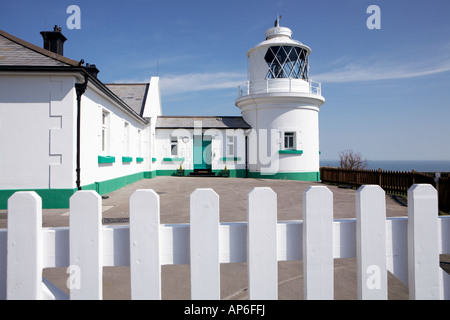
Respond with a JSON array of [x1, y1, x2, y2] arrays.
[[85, 63, 100, 78]]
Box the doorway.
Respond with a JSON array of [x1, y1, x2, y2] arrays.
[[193, 135, 212, 171]]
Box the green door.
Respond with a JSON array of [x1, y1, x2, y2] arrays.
[[193, 135, 212, 170]]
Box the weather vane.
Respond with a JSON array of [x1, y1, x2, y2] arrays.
[[274, 15, 282, 27]]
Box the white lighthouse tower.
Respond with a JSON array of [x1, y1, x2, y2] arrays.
[[235, 18, 325, 181]]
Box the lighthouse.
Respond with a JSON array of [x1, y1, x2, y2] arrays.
[[235, 18, 325, 181]]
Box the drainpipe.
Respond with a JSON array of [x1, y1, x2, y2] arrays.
[[244, 129, 251, 178], [245, 135, 248, 178], [75, 74, 88, 190]]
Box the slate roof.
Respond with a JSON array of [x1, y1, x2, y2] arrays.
[[156, 116, 251, 129], [0, 29, 80, 67], [104, 83, 149, 117]]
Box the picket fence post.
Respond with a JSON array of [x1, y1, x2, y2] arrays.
[[408, 184, 440, 299], [356, 185, 387, 299], [247, 187, 278, 300], [303, 186, 334, 299], [129, 189, 161, 300], [190, 188, 220, 300], [7, 192, 42, 300], [69, 191, 102, 300]]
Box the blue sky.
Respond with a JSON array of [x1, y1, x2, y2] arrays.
[[1, 0, 450, 161]]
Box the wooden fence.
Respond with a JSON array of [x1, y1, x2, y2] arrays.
[[0, 184, 449, 300], [438, 177, 450, 213], [320, 167, 450, 213]]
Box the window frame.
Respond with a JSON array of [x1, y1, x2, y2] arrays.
[[283, 131, 296, 150], [264, 46, 309, 80], [137, 129, 142, 157], [101, 110, 110, 154], [226, 135, 235, 157], [170, 136, 178, 156], [123, 121, 130, 156]]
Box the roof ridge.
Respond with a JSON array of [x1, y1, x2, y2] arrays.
[[0, 29, 80, 66]]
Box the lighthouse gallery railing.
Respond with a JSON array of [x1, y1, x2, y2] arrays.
[[238, 78, 322, 97]]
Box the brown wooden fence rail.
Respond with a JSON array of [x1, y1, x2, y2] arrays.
[[438, 177, 450, 213], [320, 167, 449, 213]]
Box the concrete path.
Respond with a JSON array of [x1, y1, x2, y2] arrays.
[[2, 176, 412, 299]]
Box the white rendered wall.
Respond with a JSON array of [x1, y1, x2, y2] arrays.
[[0, 74, 76, 190], [238, 95, 322, 175], [142, 77, 162, 118], [154, 128, 247, 172], [80, 84, 150, 187], [154, 129, 193, 171], [0, 73, 158, 193]]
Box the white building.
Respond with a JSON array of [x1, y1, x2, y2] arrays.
[[0, 21, 325, 209]]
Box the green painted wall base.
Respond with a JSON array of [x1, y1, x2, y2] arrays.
[[0, 172, 147, 209], [153, 169, 248, 178], [0, 170, 320, 209], [157, 169, 193, 176], [144, 171, 157, 179], [93, 172, 145, 195], [0, 188, 77, 209], [247, 171, 320, 181], [212, 169, 247, 178]]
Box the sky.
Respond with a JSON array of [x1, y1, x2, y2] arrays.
[[1, 0, 450, 161]]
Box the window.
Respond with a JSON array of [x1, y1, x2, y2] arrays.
[[226, 136, 235, 156], [137, 129, 142, 156], [123, 122, 129, 155], [101, 110, 110, 153], [284, 132, 295, 149], [170, 136, 178, 156], [264, 46, 309, 80]]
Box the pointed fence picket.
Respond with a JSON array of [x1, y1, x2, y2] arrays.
[[408, 184, 440, 299], [247, 187, 278, 300], [129, 189, 161, 300], [0, 183, 449, 300], [6, 192, 42, 300], [303, 186, 334, 300], [69, 191, 102, 300], [190, 188, 220, 300], [356, 185, 387, 299]]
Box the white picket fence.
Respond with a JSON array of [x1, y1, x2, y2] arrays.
[[0, 183, 449, 300]]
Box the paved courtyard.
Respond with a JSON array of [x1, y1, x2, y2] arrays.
[[2, 176, 413, 299]]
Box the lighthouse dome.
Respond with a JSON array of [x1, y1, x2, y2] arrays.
[[265, 25, 293, 39], [247, 25, 311, 57]]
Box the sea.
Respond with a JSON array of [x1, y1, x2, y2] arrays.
[[320, 160, 450, 173]]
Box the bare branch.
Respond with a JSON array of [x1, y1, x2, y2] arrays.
[[339, 149, 368, 170]]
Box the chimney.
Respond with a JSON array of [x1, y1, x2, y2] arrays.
[[85, 63, 100, 78], [40, 25, 67, 56]]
